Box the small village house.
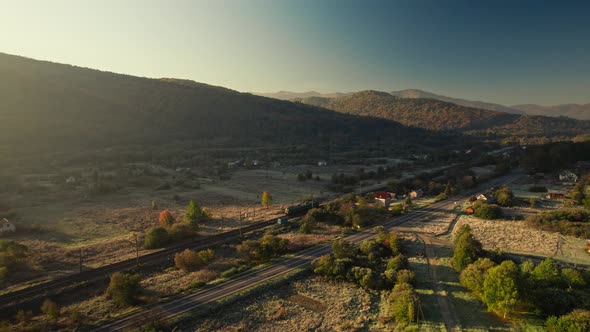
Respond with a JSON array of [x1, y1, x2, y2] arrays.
[[409, 189, 424, 198], [65, 176, 76, 184], [374, 191, 393, 207], [476, 193, 489, 201], [465, 207, 475, 215], [559, 170, 578, 183], [317, 160, 327, 167], [0, 218, 15, 234], [547, 190, 566, 200]]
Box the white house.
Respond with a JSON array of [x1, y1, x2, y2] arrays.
[[65, 176, 77, 184], [318, 160, 328, 167], [0, 218, 15, 233], [559, 171, 578, 183], [476, 193, 489, 201]]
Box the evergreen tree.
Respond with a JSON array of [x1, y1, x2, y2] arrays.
[[185, 200, 206, 225]]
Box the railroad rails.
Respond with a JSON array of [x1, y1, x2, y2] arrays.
[[0, 211, 304, 308]]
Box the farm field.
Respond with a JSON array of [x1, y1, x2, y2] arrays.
[[453, 216, 590, 266], [190, 275, 383, 332]]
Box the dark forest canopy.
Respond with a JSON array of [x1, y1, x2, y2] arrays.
[[0, 53, 465, 159]]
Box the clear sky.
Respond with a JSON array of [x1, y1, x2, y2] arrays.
[[1, 0, 589, 105]]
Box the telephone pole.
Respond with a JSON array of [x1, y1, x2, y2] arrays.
[[79, 248, 83, 273], [135, 233, 140, 267]]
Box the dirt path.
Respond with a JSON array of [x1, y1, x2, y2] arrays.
[[416, 233, 460, 332]]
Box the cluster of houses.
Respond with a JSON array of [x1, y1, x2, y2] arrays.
[[373, 189, 423, 208]]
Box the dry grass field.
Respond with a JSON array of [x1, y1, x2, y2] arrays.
[[453, 216, 590, 265], [191, 276, 384, 332]]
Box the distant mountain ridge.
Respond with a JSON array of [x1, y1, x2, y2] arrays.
[[254, 91, 351, 100], [390, 89, 525, 115], [511, 103, 590, 120], [295, 90, 590, 139], [261, 88, 590, 120]]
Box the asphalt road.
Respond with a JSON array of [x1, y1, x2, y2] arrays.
[[93, 173, 520, 332]]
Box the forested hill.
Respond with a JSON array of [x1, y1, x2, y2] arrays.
[[295, 91, 590, 140], [0, 53, 451, 157]]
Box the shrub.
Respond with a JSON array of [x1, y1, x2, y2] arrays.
[[474, 204, 503, 220], [387, 282, 418, 323], [546, 309, 590, 332], [190, 269, 219, 283], [106, 272, 141, 306], [144, 227, 169, 249], [0, 240, 28, 280], [185, 200, 208, 225], [158, 209, 174, 227], [174, 249, 215, 272], [41, 299, 59, 322], [525, 208, 590, 238], [396, 269, 415, 284], [168, 223, 196, 241], [494, 186, 514, 207], [332, 239, 354, 259]]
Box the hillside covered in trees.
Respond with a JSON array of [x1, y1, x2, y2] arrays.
[[295, 91, 590, 140], [0, 53, 458, 161]]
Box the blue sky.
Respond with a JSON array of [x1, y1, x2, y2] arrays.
[[1, 0, 589, 105]]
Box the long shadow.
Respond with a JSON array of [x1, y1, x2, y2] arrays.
[[417, 291, 508, 330]]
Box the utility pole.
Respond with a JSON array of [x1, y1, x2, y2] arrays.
[[238, 211, 243, 238], [135, 233, 139, 267], [79, 248, 83, 273]]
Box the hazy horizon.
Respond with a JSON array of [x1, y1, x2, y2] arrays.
[[2, 0, 589, 106]]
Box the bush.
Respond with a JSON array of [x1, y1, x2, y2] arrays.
[[168, 223, 197, 241], [106, 272, 141, 306], [494, 186, 514, 207], [158, 209, 174, 227], [41, 299, 59, 322], [236, 234, 289, 263], [474, 204, 503, 220], [174, 249, 215, 272], [387, 282, 418, 323], [144, 227, 169, 249], [546, 309, 590, 332], [185, 200, 208, 225], [396, 269, 415, 284], [0, 240, 28, 280], [525, 208, 590, 238]]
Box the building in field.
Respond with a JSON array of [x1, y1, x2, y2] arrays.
[[465, 207, 475, 215], [559, 170, 578, 183], [547, 190, 566, 200], [0, 218, 15, 233], [374, 191, 393, 207]]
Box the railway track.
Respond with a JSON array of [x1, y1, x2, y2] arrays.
[[0, 217, 280, 308], [93, 173, 521, 331]]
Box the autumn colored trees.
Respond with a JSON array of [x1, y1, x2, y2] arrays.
[[261, 191, 272, 208]]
